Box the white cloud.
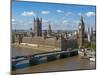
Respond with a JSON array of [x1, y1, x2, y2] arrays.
[[56, 10, 64, 13], [42, 19, 50, 30], [41, 11, 50, 14], [65, 12, 73, 16], [21, 11, 36, 16], [12, 18, 15, 22], [67, 12, 73, 15], [62, 20, 69, 24], [42, 19, 49, 23], [78, 13, 83, 16], [12, 22, 16, 25], [12, 18, 17, 25], [85, 12, 95, 17], [73, 20, 79, 24]]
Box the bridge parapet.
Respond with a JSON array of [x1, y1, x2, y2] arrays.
[[12, 49, 78, 70]]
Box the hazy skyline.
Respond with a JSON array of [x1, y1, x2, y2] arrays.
[[12, 0, 96, 31]]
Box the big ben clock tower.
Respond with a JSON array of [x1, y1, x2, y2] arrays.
[[78, 16, 85, 48]]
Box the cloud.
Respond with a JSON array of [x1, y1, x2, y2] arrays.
[[12, 18, 17, 25], [67, 12, 73, 15], [78, 13, 83, 16], [73, 20, 79, 24], [42, 19, 50, 30], [12, 22, 16, 25], [62, 20, 69, 24], [42, 19, 49, 23], [78, 12, 95, 17], [64, 12, 73, 17], [12, 19, 33, 30], [41, 11, 50, 14], [56, 10, 64, 13], [21, 11, 36, 16], [85, 12, 95, 17], [42, 19, 50, 29], [12, 18, 15, 22]]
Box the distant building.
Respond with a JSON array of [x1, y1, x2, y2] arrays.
[[90, 27, 93, 36], [34, 17, 42, 37], [43, 30, 47, 39], [87, 27, 93, 42], [60, 34, 78, 51], [47, 24, 52, 37], [78, 16, 85, 48]]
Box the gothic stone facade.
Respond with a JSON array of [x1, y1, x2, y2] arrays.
[[34, 17, 42, 37], [78, 16, 85, 48]]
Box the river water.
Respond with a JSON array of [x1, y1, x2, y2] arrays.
[[11, 47, 96, 74]]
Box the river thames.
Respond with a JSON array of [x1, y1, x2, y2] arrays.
[[12, 46, 96, 74]]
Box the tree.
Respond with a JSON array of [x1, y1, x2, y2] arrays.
[[12, 32, 15, 43], [84, 42, 91, 48], [91, 43, 96, 50], [84, 41, 96, 51]]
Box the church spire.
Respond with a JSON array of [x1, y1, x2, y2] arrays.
[[80, 15, 83, 21], [48, 24, 52, 36], [48, 24, 51, 30], [36, 16, 40, 21], [79, 15, 84, 25]]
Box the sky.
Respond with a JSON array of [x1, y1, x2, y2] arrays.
[[12, 0, 96, 31]]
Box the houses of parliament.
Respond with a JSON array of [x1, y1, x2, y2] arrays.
[[14, 15, 94, 50], [32, 16, 85, 49]]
